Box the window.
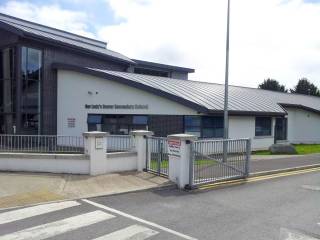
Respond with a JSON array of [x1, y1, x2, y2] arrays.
[[87, 115, 102, 124], [134, 68, 169, 77], [0, 47, 16, 134], [184, 116, 224, 138], [87, 115, 148, 134], [184, 116, 201, 137], [202, 116, 224, 138], [133, 116, 148, 125], [21, 47, 42, 134], [255, 117, 272, 136]]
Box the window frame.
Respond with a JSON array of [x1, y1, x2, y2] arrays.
[[87, 114, 149, 135], [255, 116, 272, 137], [20, 46, 43, 135], [202, 116, 224, 138], [184, 115, 224, 138], [0, 47, 17, 134]]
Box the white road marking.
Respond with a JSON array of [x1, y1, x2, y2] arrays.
[[302, 185, 320, 191], [1, 210, 115, 240], [0, 201, 80, 225], [280, 228, 320, 240], [93, 224, 158, 240], [82, 199, 198, 240]]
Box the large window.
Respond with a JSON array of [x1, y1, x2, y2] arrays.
[[202, 116, 224, 138], [255, 117, 272, 136], [184, 116, 223, 138], [0, 47, 16, 134], [21, 47, 42, 134], [87, 114, 148, 134], [184, 116, 201, 137]]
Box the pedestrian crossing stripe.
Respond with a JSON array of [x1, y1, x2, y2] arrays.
[[93, 225, 158, 240], [0, 210, 114, 240], [0, 201, 80, 225]]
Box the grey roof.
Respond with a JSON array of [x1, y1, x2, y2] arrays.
[[133, 59, 195, 73], [0, 13, 134, 64], [54, 64, 320, 115]]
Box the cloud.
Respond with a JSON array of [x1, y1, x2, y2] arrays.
[[0, 1, 94, 38], [98, 0, 320, 88], [0, 0, 319, 89]]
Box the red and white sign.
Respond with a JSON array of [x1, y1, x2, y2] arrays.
[[168, 139, 181, 157]]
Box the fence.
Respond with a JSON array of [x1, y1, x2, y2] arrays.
[[191, 138, 250, 185], [0, 135, 84, 153], [146, 136, 169, 176], [107, 135, 133, 152]]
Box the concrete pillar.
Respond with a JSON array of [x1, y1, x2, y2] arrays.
[[83, 131, 109, 175], [130, 130, 153, 171], [167, 134, 198, 189]]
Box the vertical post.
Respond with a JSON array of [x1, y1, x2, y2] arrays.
[[131, 130, 153, 172], [245, 138, 251, 177], [158, 140, 163, 175], [189, 142, 195, 187], [168, 134, 198, 189], [145, 136, 149, 170], [83, 131, 108, 176], [223, 0, 231, 162], [15, 45, 22, 135]]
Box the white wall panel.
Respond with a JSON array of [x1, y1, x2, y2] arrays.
[[57, 70, 199, 137], [229, 116, 275, 150], [286, 108, 320, 144]]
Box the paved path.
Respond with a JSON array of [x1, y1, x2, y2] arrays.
[[250, 153, 320, 173], [0, 171, 171, 209], [1, 170, 320, 239]]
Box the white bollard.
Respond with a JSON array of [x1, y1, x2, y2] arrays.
[[167, 134, 198, 189], [130, 130, 153, 171], [83, 131, 109, 175]]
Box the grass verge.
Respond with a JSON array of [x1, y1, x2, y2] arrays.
[[253, 144, 320, 155]]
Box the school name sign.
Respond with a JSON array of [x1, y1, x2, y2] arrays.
[[85, 104, 148, 110]]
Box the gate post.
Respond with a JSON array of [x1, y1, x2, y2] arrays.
[[167, 134, 198, 189], [131, 130, 153, 172], [83, 131, 108, 176], [245, 138, 251, 177]]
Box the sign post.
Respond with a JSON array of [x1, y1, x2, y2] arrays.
[[167, 134, 197, 189]]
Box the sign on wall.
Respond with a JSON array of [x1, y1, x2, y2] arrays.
[[168, 139, 181, 157], [67, 118, 76, 128], [95, 137, 104, 149], [85, 104, 148, 110]]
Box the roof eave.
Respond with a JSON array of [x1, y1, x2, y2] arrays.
[[23, 33, 135, 65], [208, 109, 286, 116], [0, 21, 24, 37], [279, 103, 320, 115], [133, 59, 195, 73]]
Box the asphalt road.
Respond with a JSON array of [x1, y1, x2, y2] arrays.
[[0, 170, 320, 240]]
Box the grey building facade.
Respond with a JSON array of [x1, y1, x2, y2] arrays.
[[1, 12, 320, 151], [0, 13, 193, 136]]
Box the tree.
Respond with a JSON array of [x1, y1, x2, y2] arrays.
[[258, 79, 287, 92], [290, 78, 320, 97]]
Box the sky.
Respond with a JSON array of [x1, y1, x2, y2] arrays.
[[0, 0, 319, 89]]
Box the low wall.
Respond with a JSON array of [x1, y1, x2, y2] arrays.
[[0, 151, 138, 175], [106, 152, 138, 173], [0, 153, 90, 174]]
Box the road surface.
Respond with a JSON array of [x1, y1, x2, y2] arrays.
[[0, 170, 319, 239]]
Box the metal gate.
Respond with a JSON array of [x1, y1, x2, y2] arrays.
[[146, 136, 169, 177], [190, 138, 251, 186]]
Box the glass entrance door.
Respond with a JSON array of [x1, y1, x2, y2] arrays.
[[275, 117, 287, 141]]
